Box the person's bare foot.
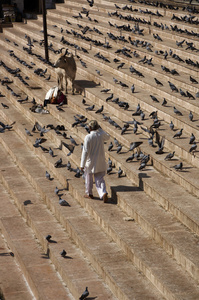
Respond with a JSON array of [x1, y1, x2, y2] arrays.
[[103, 193, 108, 203]]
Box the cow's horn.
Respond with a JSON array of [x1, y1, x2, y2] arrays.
[[64, 48, 68, 56]]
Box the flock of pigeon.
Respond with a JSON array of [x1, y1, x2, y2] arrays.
[[1, 0, 199, 178]]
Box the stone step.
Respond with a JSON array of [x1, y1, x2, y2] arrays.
[[0, 146, 116, 300], [0, 118, 165, 300], [0, 189, 34, 300], [0, 107, 199, 300], [0, 183, 74, 300]]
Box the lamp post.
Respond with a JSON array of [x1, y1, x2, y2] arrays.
[[42, 0, 49, 62]]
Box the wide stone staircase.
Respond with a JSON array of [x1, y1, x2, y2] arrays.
[[0, 0, 199, 299]]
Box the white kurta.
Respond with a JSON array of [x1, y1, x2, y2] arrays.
[[80, 128, 110, 173]]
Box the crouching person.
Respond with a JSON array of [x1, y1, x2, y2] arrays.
[[80, 120, 110, 203], [44, 87, 67, 107]]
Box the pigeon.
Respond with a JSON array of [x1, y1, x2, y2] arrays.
[[25, 128, 33, 136], [155, 131, 165, 154], [106, 93, 113, 102], [86, 104, 95, 111], [173, 107, 183, 116], [70, 135, 78, 146], [108, 141, 113, 151], [49, 147, 54, 157], [164, 151, 175, 160], [189, 133, 195, 144], [173, 162, 183, 171], [60, 249, 67, 257], [162, 98, 167, 106], [114, 137, 120, 146], [59, 196, 70, 206], [190, 76, 198, 84], [189, 143, 197, 153], [79, 287, 89, 300], [173, 128, 183, 138], [107, 166, 112, 174], [65, 161, 71, 171], [131, 84, 135, 93], [1, 103, 9, 109], [95, 105, 103, 114], [150, 95, 159, 102], [126, 153, 134, 162], [55, 158, 62, 168], [46, 235, 52, 242], [129, 141, 143, 151], [189, 111, 193, 121], [169, 121, 174, 130], [118, 167, 123, 178], [117, 144, 122, 154], [154, 78, 163, 86], [54, 187, 59, 195], [139, 162, 146, 170], [45, 171, 51, 180], [101, 88, 110, 93], [117, 62, 125, 69]]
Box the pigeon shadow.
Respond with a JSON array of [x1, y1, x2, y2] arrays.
[[48, 239, 57, 244], [0, 252, 11, 256], [87, 297, 98, 300], [63, 255, 73, 259]]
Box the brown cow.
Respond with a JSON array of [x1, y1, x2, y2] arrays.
[[54, 50, 77, 94]]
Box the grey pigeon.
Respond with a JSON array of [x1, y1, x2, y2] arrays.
[[173, 128, 183, 138], [164, 151, 175, 160], [95, 105, 103, 114], [86, 104, 95, 111], [70, 135, 78, 145], [131, 84, 135, 93], [139, 162, 146, 170], [189, 133, 195, 144], [126, 153, 134, 162], [59, 196, 70, 206], [173, 106, 183, 116], [129, 141, 143, 151], [49, 147, 54, 157], [118, 167, 123, 178], [117, 144, 122, 154], [189, 144, 197, 153], [107, 166, 112, 174], [169, 121, 174, 130], [54, 158, 62, 168], [25, 128, 33, 136], [46, 171, 51, 180], [108, 141, 113, 151], [173, 162, 183, 171], [189, 111, 193, 121], [54, 187, 59, 194], [114, 137, 119, 146]]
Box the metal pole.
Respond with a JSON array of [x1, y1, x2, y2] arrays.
[[42, 0, 49, 62]]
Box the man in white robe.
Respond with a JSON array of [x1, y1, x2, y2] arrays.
[[80, 120, 110, 202]]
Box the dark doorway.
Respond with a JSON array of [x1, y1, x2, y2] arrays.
[[24, 0, 40, 12]]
